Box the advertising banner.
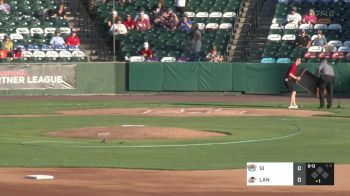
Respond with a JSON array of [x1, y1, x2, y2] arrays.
[[0, 64, 76, 90]]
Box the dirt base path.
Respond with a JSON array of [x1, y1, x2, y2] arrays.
[[58, 107, 332, 117], [0, 165, 348, 196]]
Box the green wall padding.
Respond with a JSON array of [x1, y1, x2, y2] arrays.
[[198, 62, 232, 91], [163, 63, 198, 91], [76, 63, 116, 94], [244, 63, 281, 94], [128, 62, 163, 91], [128, 62, 350, 95], [232, 63, 245, 92]]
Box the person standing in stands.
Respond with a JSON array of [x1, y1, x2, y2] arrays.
[[284, 58, 302, 109], [174, 0, 186, 16], [315, 59, 335, 109], [191, 23, 202, 61]]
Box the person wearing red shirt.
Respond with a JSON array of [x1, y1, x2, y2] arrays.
[[284, 58, 302, 109], [139, 42, 153, 58], [66, 31, 80, 46], [123, 13, 135, 29], [302, 9, 317, 25]]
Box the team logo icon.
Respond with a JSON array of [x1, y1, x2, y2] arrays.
[[248, 176, 256, 183], [247, 164, 257, 171]]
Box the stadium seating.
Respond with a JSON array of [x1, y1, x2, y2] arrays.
[[0, 0, 86, 63], [262, 0, 350, 63], [94, 0, 241, 61]]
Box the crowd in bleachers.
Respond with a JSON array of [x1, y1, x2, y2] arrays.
[[262, 0, 350, 64], [92, 0, 240, 62], [0, 0, 85, 63]]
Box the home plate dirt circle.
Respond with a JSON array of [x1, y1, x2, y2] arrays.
[[46, 126, 226, 140]]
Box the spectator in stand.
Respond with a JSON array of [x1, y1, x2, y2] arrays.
[[107, 11, 119, 29], [12, 46, 22, 59], [164, 10, 179, 31], [174, 0, 186, 16], [119, 0, 132, 6], [190, 23, 202, 61], [139, 42, 154, 58], [110, 19, 128, 35], [286, 7, 301, 25], [205, 46, 224, 62], [50, 30, 66, 48], [0, 0, 10, 14], [3, 35, 13, 57], [302, 9, 317, 25], [154, 9, 168, 28], [134, 9, 150, 22], [136, 13, 151, 32], [312, 30, 332, 52], [66, 31, 81, 46], [152, 0, 166, 17], [123, 13, 136, 30], [54, 4, 67, 20], [179, 14, 192, 32], [295, 29, 311, 49]]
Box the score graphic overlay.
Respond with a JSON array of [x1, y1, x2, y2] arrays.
[[247, 162, 334, 186]]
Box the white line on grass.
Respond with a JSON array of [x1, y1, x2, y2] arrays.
[[18, 120, 303, 148]]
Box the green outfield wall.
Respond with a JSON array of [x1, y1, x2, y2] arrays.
[[129, 62, 350, 95], [0, 62, 348, 95]]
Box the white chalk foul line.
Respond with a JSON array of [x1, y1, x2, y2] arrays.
[[18, 120, 303, 148], [239, 111, 247, 115], [143, 110, 153, 114], [214, 108, 222, 112]]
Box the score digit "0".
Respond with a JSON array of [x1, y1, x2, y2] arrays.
[[307, 164, 315, 168]]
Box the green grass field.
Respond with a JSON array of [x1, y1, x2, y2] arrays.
[[0, 98, 349, 170]]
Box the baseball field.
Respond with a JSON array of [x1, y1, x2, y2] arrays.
[[0, 94, 349, 195]]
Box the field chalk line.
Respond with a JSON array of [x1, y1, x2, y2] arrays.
[[18, 120, 303, 148], [239, 111, 247, 115]]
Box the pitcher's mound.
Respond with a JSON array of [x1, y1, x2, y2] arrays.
[[46, 126, 227, 140]]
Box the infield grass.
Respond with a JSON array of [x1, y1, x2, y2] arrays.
[[0, 99, 349, 170]]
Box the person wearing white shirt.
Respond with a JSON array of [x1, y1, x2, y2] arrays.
[[286, 7, 301, 25], [174, 0, 186, 16], [110, 19, 128, 35]]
